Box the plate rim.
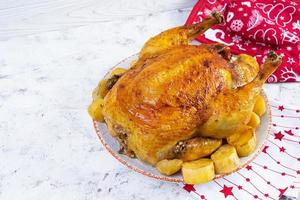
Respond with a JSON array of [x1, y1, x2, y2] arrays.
[[92, 54, 273, 183]]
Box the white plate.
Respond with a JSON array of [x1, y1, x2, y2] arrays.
[[93, 54, 272, 183]]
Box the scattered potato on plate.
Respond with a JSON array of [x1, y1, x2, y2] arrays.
[[211, 144, 240, 174], [236, 134, 256, 157], [248, 112, 260, 128], [110, 67, 127, 76], [253, 95, 266, 116], [227, 127, 253, 146], [156, 159, 183, 176], [182, 159, 215, 184], [227, 127, 256, 157], [97, 79, 109, 98], [94, 67, 127, 99], [92, 79, 108, 100], [88, 98, 105, 122]]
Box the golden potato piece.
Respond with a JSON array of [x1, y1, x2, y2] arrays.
[[211, 145, 240, 174], [110, 67, 127, 76], [92, 79, 108, 100], [227, 127, 252, 146], [88, 98, 105, 122], [176, 137, 222, 161], [182, 159, 215, 184], [98, 79, 109, 99], [248, 112, 260, 128], [236, 134, 256, 157], [156, 159, 182, 176], [105, 68, 127, 91], [93, 67, 127, 100], [227, 127, 256, 157], [253, 95, 266, 116]]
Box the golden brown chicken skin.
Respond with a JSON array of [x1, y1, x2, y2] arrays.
[[100, 12, 282, 165]]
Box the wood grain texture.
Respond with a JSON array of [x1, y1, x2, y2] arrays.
[[0, 0, 197, 39]]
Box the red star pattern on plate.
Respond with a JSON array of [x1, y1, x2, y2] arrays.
[[278, 105, 285, 111], [279, 147, 286, 152], [237, 185, 243, 190], [297, 170, 300, 174], [219, 185, 234, 198], [274, 131, 284, 141], [246, 165, 252, 170], [284, 130, 294, 136], [183, 184, 195, 193]]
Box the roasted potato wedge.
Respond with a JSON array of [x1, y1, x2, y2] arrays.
[[236, 134, 256, 157], [182, 159, 215, 184], [248, 112, 260, 128], [110, 67, 127, 76], [227, 127, 256, 157], [93, 67, 127, 100], [253, 95, 266, 116], [97, 79, 109, 99], [156, 159, 183, 176], [88, 98, 105, 122], [211, 144, 240, 174], [227, 127, 253, 146]]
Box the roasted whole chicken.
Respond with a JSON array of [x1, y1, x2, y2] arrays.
[[91, 12, 282, 165]]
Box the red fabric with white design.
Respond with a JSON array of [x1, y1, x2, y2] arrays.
[[186, 0, 300, 83], [180, 100, 300, 199]]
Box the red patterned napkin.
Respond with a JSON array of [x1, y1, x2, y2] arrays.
[[186, 0, 300, 83], [180, 99, 300, 199]]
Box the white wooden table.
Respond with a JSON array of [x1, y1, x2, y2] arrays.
[[0, 0, 299, 199]]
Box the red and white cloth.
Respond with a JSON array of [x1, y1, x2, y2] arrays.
[[180, 100, 300, 199], [186, 0, 300, 83]]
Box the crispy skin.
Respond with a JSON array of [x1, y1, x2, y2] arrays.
[[102, 50, 281, 165], [102, 45, 233, 164]]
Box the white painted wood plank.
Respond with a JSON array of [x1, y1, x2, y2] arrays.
[[0, 0, 197, 39]]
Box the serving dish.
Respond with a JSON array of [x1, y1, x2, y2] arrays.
[[92, 54, 272, 182]]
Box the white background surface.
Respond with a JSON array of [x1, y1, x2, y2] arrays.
[[0, 0, 299, 199]]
